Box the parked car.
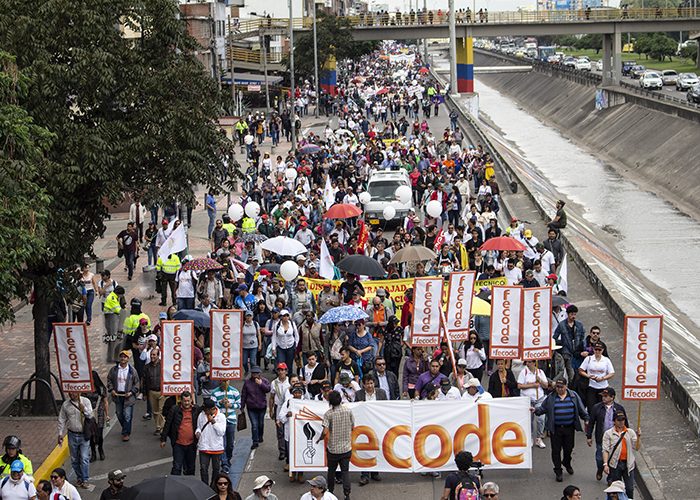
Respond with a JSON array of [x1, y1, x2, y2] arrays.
[[630, 65, 647, 79], [661, 70, 678, 86], [676, 73, 699, 91], [621, 60, 637, 76], [595, 60, 604, 71], [688, 84, 700, 104], [575, 58, 592, 71], [639, 71, 663, 90], [562, 56, 577, 68]]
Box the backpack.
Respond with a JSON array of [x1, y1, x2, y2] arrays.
[[1, 476, 30, 491], [454, 472, 480, 500]]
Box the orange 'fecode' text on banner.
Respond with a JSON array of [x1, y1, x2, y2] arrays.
[[521, 287, 552, 361], [53, 323, 94, 393], [161, 320, 194, 395], [210, 310, 243, 380], [622, 315, 663, 400], [445, 271, 476, 341], [410, 277, 444, 346], [489, 286, 523, 359]]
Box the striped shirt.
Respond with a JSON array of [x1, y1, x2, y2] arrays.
[[210, 386, 241, 425], [553, 395, 576, 426]]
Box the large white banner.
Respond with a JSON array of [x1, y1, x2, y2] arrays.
[[53, 323, 94, 392], [622, 315, 663, 400], [289, 398, 532, 472], [161, 320, 194, 395], [445, 271, 476, 341], [210, 310, 243, 380], [410, 277, 443, 346], [489, 286, 523, 359], [521, 287, 552, 361]]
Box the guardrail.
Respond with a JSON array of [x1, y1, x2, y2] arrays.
[[619, 80, 700, 110], [227, 47, 284, 65], [230, 8, 700, 38]]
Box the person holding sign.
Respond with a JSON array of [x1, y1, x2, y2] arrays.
[[518, 359, 549, 449]]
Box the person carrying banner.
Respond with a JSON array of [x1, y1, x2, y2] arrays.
[[587, 388, 628, 481], [211, 381, 242, 474], [440, 451, 481, 500], [317, 391, 354, 500], [160, 391, 199, 476], [156, 253, 181, 307], [414, 359, 448, 400], [57, 392, 94, 489]]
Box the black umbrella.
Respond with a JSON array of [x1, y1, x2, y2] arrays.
[[552, 295, 570, 307], [337, 255, 386, 278], [172, 309, 210, 329], [260, 263, 281, 273], [123, 475, 215, 500]]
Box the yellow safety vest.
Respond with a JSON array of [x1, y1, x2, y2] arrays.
[[0, 453, 33, 480], [241, 217, 256, 234], [123, 313, 151, 337], [222, 222, 236, 235], [157, 254, 181, 275], [103, 292, 122, 315]]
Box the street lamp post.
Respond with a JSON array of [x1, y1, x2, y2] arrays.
[[449, 0, 457, 96], [289, 0, 297, 148], [313, 0, 320, 118]]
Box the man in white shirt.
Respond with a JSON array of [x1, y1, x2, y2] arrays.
[[333, 373, 360, 403], [460, 378, 492, 403], [503, 259, 522, 285], [517, 359, 549, 449], [536, 242, 557, 275], [532, 260, 548, 287], [294, 222, 314, 247], [342, 187, 359, 207], [522, 229, 539, 262], [300, 475, 338, 500], [0, 460, 36, 500], [437, 378, 461, 400]]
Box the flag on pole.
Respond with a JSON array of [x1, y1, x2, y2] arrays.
[[433, 228, 445, 252], [158, 222, 187, 259], [323, 174, 335, 209], [558, 253, 568, 294], [319, 238, 335, 280]]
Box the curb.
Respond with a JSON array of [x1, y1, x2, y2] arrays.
[[438, 85, 666, 500], [34, 441, 69, 483]]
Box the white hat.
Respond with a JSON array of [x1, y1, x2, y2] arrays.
[[603, 480, 626, 493], [466, 378, 481, 389], [253, 475, 274, 490], [457, 358, 468, 367], [280, 309, 290, 316]]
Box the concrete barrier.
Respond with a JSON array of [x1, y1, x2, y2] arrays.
[[34, 442, 69, 483]]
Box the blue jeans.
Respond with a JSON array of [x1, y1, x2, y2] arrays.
[[114, 396, 133, 436], [595, 441, 604, 473], [148, 245, 157, 266], [85, 290, 95, 323], [68, 430, 90, 483], [243, 348, 258, 374], [248, 408, 266, 444], [177, 297, 195, 310], [150, 206, 159, 225], [171, 443, 197, 475], [222, 422, 236, 467], [276, 346, 296, 373], [207, 210, 216, 239]]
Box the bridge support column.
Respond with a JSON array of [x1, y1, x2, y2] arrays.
[[602, 27, 622, 86], [456, 34, 474, 93], [320, 54, 337, 96]]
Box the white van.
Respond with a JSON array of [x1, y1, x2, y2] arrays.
[[364, 170, 414, 226]]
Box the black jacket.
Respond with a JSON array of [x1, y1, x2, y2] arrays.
[[365, 369, 400, 400], [586, 401, 628, 443], [487, 369, 520, 398], [355, 388, 388, 401], [160, 404, 201, 445]]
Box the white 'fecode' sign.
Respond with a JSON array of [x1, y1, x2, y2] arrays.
[[161, 320, 194, 395], [622, 315, 663, 400], [521, 287, 552, 360], [445, 271, 476, 341], [53, 323, 94, 392], [410, 277, 443, 346], [489, 286, 523, 359], [210, 310, 243, 380]]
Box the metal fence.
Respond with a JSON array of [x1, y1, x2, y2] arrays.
[[619, 80, 700, 110]]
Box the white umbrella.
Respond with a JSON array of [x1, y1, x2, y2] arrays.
[[260, 236, 308, 256]]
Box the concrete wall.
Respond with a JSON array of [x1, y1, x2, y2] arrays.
[[474, 51, 700, 220]]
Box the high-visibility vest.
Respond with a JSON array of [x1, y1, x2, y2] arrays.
[[103, 292, 122, 315], [157, 254, 181, 274], [241, 217, 256, 234], [222, 222, 236, 235], [123, 313, 150, 337]]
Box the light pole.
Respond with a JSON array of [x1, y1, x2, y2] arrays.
[[449, 0, 458, 96], [313, 0, 320, 118], [289, 0, 297, 148]]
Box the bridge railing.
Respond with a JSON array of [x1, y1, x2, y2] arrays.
[[619, 80, 700, 110], [230, 8, 700, 38], [227, 47, 284, 65]]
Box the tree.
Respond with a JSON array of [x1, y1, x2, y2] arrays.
[[634, 32, 677, 61], [287, 13, 379, 84], [0, 0, 231, 414], [575, 34, 603, 54]]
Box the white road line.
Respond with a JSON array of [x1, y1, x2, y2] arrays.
[[91, 457, 172, 481], [245, 449, 256, 472]]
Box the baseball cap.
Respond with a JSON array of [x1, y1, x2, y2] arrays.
[[280, 309, 290, 316], [614, 411, 626, 420], [10, 460, 23, 472], [159, 312, 167, 320], [546, 273, 558, 280], [251, 366, 262, 374], [291, 386, 304, 395], [440, 378, 451, 387], [253, 476, 274, 490], [237, 284, 248, 292], [277, 362, 288, 370], [108, 469, 126, 481], [466, 378, 480, 389], [339, 372, 351, 383], [457, 358, 468, 367], [119, 350, 131, 358], [524, 229, 532, 238], [307, 475, 327, 488]]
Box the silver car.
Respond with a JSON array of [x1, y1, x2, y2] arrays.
[[661, 70, 678, 86], [676, 73, 699, 91]]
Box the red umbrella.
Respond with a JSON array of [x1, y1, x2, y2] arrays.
[[323, 203, 363, 219], [376, 87, 389, 95], [418, 67, 430, 75], [479, 236, 527, 252]]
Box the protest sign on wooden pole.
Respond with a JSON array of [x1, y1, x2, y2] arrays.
[[53, 323, 94, 393]]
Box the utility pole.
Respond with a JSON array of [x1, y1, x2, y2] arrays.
[[313, 0, 320, 118], [261, 33, 271, 113], [228, 16, 236, 115], [289, 0, 297, 148], [423, 0, 428, 61], [449, 0, 457, 96]]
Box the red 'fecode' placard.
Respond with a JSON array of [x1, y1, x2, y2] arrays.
[[410, 277, 443, 346]]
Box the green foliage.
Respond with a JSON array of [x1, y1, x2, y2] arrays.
[[286, 13, 379, 82], [0, 51, 52, 323], [553, 35, 579, 48], [680, 44, 698, 62], [634, 32, 678, 61], [575, 34, 603, 54]]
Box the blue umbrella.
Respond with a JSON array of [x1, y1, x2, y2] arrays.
[[172, 309, 210, 329], [319, 305, 369, 324], [299, 144, 321, 155]]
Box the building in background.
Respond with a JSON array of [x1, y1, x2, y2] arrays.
[[179, 0, 229, 82]]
